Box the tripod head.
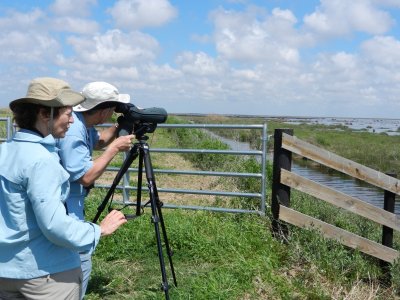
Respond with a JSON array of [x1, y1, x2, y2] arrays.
[[115, 103, 167, 138]]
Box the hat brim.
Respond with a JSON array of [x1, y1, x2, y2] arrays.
[[73, 93, 130, 112], [10, 89, 85, 111]]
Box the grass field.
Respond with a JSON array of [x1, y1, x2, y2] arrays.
[[84, 115, 400, 299], [1, 111, 400, 299]]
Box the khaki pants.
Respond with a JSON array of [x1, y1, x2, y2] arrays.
[[0, 267, 82, 300]]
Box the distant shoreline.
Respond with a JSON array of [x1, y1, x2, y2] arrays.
[[173, 113, 400, 135], [2, 108, 400, 121], [172, 112, 400, 121]]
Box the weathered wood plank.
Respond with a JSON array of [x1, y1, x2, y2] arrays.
[[279, 205, 399, 263], [271, 129, 293, 237], [280, 169, 400, 231], [281, 133, 400, 195]]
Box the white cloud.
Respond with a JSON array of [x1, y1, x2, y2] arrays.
[[361, 35, 400, 67], [191, 34, 212, 44], [210, 7, 304, 64], [1, 1, 400, 117], [65, 29, 159, 66], [143, 63, 182, 81], [59, 65, 141, 85], [332, 52, 358, 69], [51, 17, 99, 34], [232, 69, 261, 81], [109, 0, 177, 30], [312, 52, 362, 90], [306, 44, 400, 110], [175, 52, 226, 76], [50, 0, 97, 17], [371, 0, 400, 8], [0, 8, 45, 30], [268, 8, 309, 47], [271, 7, 297, 23], [303, 0, 394, 38], [0, 31, 60, 63]]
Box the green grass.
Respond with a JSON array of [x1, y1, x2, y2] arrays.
[[86, 190, 398, 299], [85, 191, 343, 299], [82, 115, 400, 299], [85, 194, 284, 299], [2, 112, 400, 298]]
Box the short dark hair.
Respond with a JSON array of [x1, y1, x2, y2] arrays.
[[85, 102, 117, 115], [12, 103, 61, 129]]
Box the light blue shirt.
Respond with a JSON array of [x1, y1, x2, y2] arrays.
[[58, 112, 99, 220], [0, 130, 101, 279]]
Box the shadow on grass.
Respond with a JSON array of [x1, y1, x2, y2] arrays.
[[86, 273, 166, 299], [86, 274, 115, 297]]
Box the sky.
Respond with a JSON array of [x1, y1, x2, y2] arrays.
[[1, 0, 400, 118]]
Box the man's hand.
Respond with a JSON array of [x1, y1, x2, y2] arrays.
[[110, 134, 135, 152]]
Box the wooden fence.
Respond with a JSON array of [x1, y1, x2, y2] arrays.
[[271, 129, 400, 270]]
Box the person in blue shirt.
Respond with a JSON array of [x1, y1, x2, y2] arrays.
[[0, 77, 127, 300], [57, 81, 135, 298]]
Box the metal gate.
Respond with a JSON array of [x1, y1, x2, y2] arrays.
[[0, 118, 268, 215]]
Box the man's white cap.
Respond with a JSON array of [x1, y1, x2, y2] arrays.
[[74, 81, 130, 112]]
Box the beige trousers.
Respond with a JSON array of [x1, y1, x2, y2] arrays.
[[0, 267, 82, 300]]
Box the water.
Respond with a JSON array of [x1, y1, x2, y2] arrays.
[[282, 116, 400, 135], [292, 159, 400, 214], [206, 129, 400, 214]]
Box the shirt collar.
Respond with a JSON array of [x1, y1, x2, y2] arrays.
[[73, 111, 88, 127], [13, 129, 57, 149]]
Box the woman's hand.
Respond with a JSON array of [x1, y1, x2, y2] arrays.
[[99, 209, 127, 236]]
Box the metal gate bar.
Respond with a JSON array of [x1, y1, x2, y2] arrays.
[[1, 118, 268, 215]]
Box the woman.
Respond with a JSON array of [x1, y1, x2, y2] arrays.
[[0, 78, 127, 299]]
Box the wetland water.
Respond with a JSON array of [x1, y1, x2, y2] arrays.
[[282, 116, 400, 135], [206, 129, 400, 214]]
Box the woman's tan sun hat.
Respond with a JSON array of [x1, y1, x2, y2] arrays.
[[9, 77, 85, 111]]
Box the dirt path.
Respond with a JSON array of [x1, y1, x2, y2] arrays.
[[96, 151, 238, 207]]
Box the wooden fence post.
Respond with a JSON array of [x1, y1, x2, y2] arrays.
[[380, 172, 397, 282], [271, 128, 293, 239]]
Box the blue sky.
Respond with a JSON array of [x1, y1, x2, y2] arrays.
[[1, 0, 400, 118]]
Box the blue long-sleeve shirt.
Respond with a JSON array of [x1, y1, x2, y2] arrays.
[[0, 130, 101, 279], [58, 112, 99, 221]]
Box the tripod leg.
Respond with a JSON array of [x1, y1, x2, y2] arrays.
[[143, 161, 177, 285], [154, 189, 178, 286], [93, 144, 139, 223], [135, 149, 144, 216], [142, 144, 176, 299], [149, 188, 171, 299]]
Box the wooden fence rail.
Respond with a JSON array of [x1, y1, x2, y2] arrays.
[[279, 205, 398, 263], [271, 129, 399, 267], [281, 132, 400, 195]]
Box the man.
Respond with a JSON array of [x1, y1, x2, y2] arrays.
[[57, 81, 135, 298]]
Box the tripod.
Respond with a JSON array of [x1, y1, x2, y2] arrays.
[[92, 125, 177, 299]]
